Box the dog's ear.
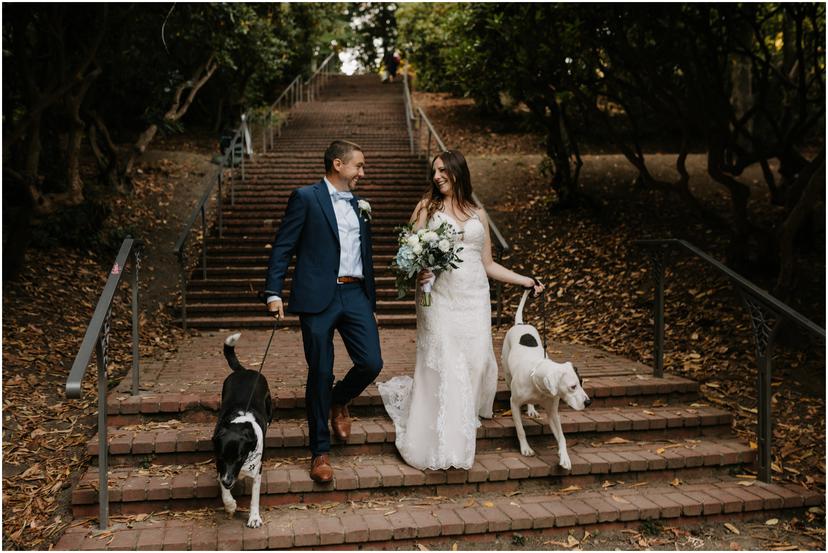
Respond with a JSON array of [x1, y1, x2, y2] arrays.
[[571, 363, 583, 385], [543, 369, 562, 394], [212, 427, 226, 454]]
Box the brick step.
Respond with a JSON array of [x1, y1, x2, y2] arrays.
[[243, 161, 424, 169], [58, 478, 823, 550], [187, 274, 397, 287], [106, 375, 699, 419], [220, 208, 414, 219], [176, 314, 419, 329], [235, 176, 425, 186], [200, 253, 404, 266], [261, 145, 412, 153], [194, 243, 411, 255], [89, 406, 733, 463], [178, 300, 493, 316], [208, 231, 413, 242], [70, 437, 756, 516], [258, 152, 427, 161], [217, 216, 414, 229], [185, 266, 423, 279], [226, 186, 424, 197], [186, 288, 412, 303], [241, 162, 424, 170]]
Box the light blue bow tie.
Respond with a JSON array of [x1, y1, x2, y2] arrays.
[[333, 191, 354, 202]]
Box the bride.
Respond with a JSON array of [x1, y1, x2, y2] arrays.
[[378, 150, 543, 470]]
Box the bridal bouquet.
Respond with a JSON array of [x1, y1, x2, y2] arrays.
[[392, 222, 463, 306]]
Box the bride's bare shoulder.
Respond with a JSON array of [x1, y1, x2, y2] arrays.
[[410, 199, 430, 225]]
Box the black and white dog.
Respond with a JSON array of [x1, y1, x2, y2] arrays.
[[501, 289, 591, 469], [212, 332, 272, 528]]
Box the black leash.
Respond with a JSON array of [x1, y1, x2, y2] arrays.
[[527, 276, 548, 358], [243, 291, 280, 413]]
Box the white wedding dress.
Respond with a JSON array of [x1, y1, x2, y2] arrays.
[[377, 211, 498, 470]]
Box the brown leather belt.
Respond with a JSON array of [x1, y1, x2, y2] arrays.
[[337, 276, 362, 284]]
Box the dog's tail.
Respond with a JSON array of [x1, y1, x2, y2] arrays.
[[515, 289, 531, 325], [224, 332, 245, 371]]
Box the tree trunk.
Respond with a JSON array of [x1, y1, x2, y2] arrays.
[[774, 150, 825, 298], [87, 110, 128, 192], [123, 55, 218, 177], [707, 145, 753, 270]]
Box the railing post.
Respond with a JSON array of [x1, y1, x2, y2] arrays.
[[425, 129, 432, 182], [231, 145, 235, 184], [652, 249, 664, 378], [217, 172, 223, 239], [131, 245, 141, 396], [179, 252, 188, 332], [201, 205, 207, 280], [240, 139, 246, 183], [95, 307, 111, 530], [496, 247, 504, 327], [229, 164, 235, 207], [741, 293, 782, 483], [644, 248, 666, 377]]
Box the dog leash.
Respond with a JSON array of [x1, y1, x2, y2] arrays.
[[243, 292, 280, 413], [528, 276, 548, 358]]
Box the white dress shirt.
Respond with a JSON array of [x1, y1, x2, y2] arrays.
[[268, 177, 363, 304]]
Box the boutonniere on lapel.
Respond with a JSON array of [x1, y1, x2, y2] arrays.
[[357, 199, 372, 222]]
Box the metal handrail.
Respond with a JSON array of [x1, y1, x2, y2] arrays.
[[402, 70, 415, 153], [65, 237, 143, 530], [175, 55, 338, 330], [635, 238, 825, 484], [303, 52, 337, 102], [412, 104, 511, 324]]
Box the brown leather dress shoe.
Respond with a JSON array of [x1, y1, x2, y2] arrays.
[[331, 404, 352, 441], [310, 454, 333, 483]]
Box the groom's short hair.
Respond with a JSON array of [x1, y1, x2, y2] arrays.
[[325, 140, 363, 173]]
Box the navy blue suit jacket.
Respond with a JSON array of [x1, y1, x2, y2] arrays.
[[265, 180, 376, 314]]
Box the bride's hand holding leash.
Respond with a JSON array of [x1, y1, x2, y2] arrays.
[[523, 276, 544, 297]]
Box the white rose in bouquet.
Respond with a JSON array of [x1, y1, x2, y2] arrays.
[[391, 221, 464, 307]]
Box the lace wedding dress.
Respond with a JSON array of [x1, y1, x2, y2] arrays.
[[377, 211, 498, 470]]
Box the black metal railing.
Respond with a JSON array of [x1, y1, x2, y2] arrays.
[[402, 75, 511, 323], [635, 238, 825, 483], [402, 70, 415, 153], [173, 136, 237, 331], [175, 54, 338, 329], [65, 237, 143, 529]]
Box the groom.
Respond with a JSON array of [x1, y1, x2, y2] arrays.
[[265, 140, 383, 483]]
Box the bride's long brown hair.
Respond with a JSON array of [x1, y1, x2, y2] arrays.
[[417, 150, 479, 222]]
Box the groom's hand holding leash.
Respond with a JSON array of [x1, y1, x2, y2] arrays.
[[267, 299, 284, 320]]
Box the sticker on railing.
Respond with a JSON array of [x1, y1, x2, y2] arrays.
[[111, 263, 121, 275]]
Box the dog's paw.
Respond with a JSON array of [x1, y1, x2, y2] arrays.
[[558, 451, 572, 471], [247, 513, 263, 528], [519, 443, 536, 457], [223, 498, 237, 517], [526, 404, 540, 419]]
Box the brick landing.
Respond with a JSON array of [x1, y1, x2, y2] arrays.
[[114, 327, 656, 406]]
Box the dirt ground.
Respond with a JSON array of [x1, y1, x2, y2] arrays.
[[1, 133, 218, 549]]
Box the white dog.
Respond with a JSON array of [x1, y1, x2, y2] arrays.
[[501, 289, 591, 469]]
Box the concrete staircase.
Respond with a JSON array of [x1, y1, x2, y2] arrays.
[[181, 74, 429, 329]]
